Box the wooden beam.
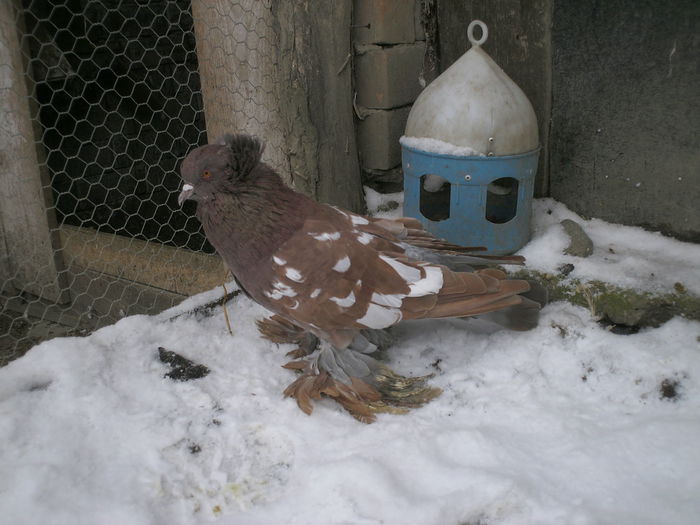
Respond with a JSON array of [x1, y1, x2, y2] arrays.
[[4, 221, 230, 331], [0, 1, 69, 302], [2, 264, 187, 330], [58, 225, 226, 297], [273, 0, 365, 212], [190, 0, 292, 182]]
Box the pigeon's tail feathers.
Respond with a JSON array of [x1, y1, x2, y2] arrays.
[[398, 267, 540, 329], [473, 280, 546, 331], [521, 280, 548, 307], [401, 242, 524, 271], [217, 133, 265, 180], [472, 296, 542, 331], [426, 280, 530, 319]]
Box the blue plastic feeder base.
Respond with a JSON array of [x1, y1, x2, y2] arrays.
[[402, 144, 540, 255]]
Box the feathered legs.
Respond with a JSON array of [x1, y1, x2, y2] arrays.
[[257, 315, 441, 423]]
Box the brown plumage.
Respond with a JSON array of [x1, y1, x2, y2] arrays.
[[179, 133, 543, 422]]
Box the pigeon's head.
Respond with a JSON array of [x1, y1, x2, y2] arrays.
[[178, 134, 265, 205]]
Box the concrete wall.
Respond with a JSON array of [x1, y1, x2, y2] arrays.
[[550, 0, 700, 242]]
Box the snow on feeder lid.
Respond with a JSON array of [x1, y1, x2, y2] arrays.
[[401, 21, 540, 255], [403, 20, 538, 156]]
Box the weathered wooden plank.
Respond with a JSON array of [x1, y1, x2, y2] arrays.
[[2, 264, 187, 331], [437, 0, 552, 196], [67, 266, 186, 326], [0, 221, 10, 297], [0, 1, 69, 302], [59, 225, 226, 297], [3, 221, 228, 340], [274, 0, 364, 212]]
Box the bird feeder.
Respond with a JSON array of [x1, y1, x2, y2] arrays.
[[401, 20, 539, 255]]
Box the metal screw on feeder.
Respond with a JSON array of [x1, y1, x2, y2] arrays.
[[400, 20, 540, 255]]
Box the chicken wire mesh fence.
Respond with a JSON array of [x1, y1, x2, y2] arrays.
[[0, 0, 281, 364]]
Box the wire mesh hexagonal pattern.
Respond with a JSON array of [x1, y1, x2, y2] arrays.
[[0, 1, 280, 364]]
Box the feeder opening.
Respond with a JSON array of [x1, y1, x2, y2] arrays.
[[486, 177, 518, 224], [420, 174, 450, 222]]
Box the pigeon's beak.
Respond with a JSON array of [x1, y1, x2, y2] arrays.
[[178, 183, 194, 206]]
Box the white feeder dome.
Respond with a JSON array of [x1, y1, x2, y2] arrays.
[[404, 20, 538, 156]]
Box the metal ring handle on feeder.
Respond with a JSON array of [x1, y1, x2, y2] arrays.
[[467, 20, 488, 46]]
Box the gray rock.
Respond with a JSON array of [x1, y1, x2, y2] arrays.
[[561, 219, 594, 257]]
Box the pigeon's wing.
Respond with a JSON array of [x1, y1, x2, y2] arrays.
[[259, 206, 533, 346], [364, 216, 526, 267], [257, 207, 410, 345]]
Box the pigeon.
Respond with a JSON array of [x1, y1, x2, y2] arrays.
[[178, 133, 543, 422]]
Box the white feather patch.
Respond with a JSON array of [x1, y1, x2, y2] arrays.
[[350, 214, 369, 226], [378, 255, 422, 282], [356, 232, 373, 245], [370, 292, 404, 308], [356, 303, 402, 329], [272, 256, 286, 265], [310, 288, 322, 298], [264, 280, 297, 300], [407, 265, 444, 297], [310, 232, 341, 241], [331, 206, 348, 217], [332, 256, 351, 272], [285, 267, 304, 282], [330, 291, 355, 308]]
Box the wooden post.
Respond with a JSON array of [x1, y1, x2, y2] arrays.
[[190, 0, 364, 212], [0, 1, 69, 303], [273, 1, 364, 212], [190, 0, 290, 179]]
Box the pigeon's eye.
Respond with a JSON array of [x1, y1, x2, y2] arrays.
[[202, 170, 212, 179]]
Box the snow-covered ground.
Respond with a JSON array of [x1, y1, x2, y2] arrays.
[[1, 199, 699, 525]]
